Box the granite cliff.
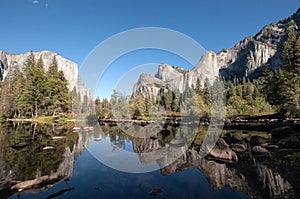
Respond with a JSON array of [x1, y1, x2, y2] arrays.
[[133, 8, 300, 98], [0, 50, 91, 102]]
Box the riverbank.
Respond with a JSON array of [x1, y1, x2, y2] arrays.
[[5, 115, 74, 124]]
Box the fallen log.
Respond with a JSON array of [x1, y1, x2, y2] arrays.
[[11, 174, 63, 192]]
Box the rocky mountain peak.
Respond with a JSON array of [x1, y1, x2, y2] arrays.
[[132, 8, 300, 98]]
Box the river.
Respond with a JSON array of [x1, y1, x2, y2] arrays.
[[0, 122, 299, 199]]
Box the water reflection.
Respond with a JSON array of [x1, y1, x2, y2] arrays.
[[90, 123, 299, 199], [0, 122, 299, 199], [0, 122, 86, 198]]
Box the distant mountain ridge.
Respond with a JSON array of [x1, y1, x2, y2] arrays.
[[133, 8, 300, 98], [0, 50, 92, 101]]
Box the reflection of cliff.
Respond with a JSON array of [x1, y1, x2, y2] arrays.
[[0, 123, 89, 198], [133, 137, 295, 199]]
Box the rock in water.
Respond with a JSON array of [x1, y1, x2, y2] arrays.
[[231, 143, 246, 152], [208, 138, 238, 161], [250, 136, 268, 146], [252, 146, 269, 153], [148, 188, 163, 196], [42, 146, 55, 150], [11, 142, 28, 149], [277, 135, 300, 148], [232, 134, 243, 143], [52, 136, 66, 140], [270, 126, 294, 139]]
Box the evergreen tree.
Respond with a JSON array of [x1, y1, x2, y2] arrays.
[[294, 37, 300, 73], [282, 28, 298, 71], [36, 55, 45, 69], [71, 87, 81, 114], [24, 51, 35, 73], [18, 53, 46, 117], [48, 56, 58, 77]]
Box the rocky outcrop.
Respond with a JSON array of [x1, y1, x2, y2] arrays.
[[132, 8, 300, 98], [205, 138, 238, 161], [132, 74, 166, 99], [0, 50, 92, 102]]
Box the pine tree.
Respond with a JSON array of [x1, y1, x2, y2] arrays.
[[24, 51, 35, 73], [18, 53, 46, 117], [282, 28, 298, 71], [203, 78, 211, 106], [36, 55, 45, 69], [71, 87, 81, 114], [48, 56, 58, 77], [294, 37, 300, 73]]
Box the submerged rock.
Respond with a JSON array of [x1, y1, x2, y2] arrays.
[[231, 143, 246, 152], [252, 146, 269, 153], [148, 188, 163, 196]]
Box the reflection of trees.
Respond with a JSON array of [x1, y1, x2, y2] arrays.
[[0, 122, 83, 197]]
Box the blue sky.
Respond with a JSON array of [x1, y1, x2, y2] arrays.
[[1, 0, 299, 98]]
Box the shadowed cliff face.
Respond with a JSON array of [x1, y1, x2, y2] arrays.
[[133, 8, 300, 99], [0, 123, 89, 198]]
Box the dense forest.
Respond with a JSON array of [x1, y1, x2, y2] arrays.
[[95, 28, 300, 120]]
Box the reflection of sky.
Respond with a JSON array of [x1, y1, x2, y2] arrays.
[[94, 49, 194, 99], [89, 134, 160, 173]]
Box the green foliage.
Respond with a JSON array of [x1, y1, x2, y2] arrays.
[[129, 94, 147, 119], [281, 28, 299, 71], [259, 29, 300, 117], [226, 77, 276, 116], [0, 53, 72, 119]]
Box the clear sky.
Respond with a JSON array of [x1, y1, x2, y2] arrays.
[[1, 0, 299, 98]]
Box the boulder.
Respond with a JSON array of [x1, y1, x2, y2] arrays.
[[277, 135, 300, 148], [266, 144, 279, 149], [270, 126, 294, 139], [232, 134, 243, 143], [252, 146, 269, 153], [208, 138, 238, 161], [250, 136, 268, 146], [231, 143, 246, 152]]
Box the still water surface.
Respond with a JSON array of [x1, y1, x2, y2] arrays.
[[0, 122, 299, 199]]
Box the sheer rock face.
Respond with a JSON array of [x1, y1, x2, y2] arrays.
[[0, 50, 92, 100], [133, 8, 300, 98], [132, 74, 166, 99]]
